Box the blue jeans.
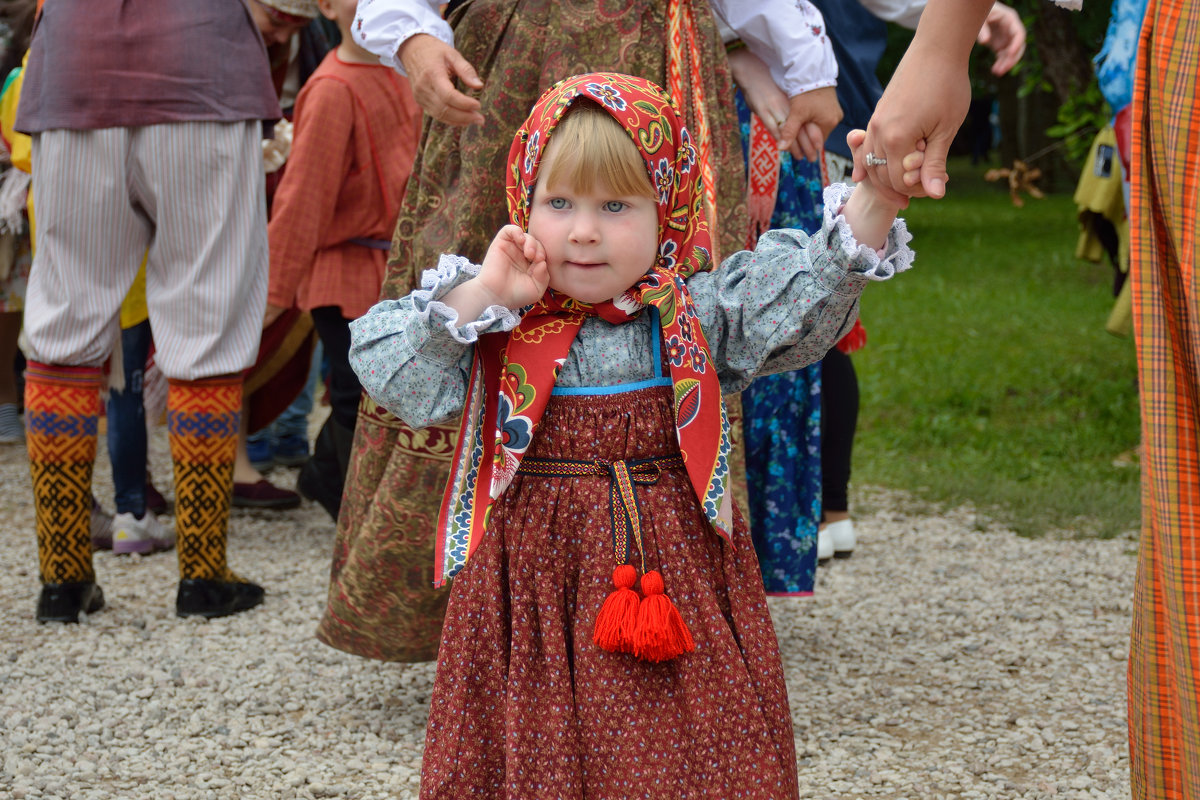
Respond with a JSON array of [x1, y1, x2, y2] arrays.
[[106, 320, 152, 517]]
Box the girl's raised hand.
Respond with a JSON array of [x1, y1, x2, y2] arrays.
[[478, 225, 549, 309]]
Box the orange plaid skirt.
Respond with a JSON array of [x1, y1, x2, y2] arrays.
[[1128, 1, 1200, 797]]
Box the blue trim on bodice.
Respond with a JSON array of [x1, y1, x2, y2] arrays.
[[551, 309, 672, 396]]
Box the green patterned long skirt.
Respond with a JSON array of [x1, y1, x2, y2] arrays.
[[317, 0, 749, 662]]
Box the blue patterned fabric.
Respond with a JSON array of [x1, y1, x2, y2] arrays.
[[1095, 0, 1150, 114], [737, 89, 824, 595]]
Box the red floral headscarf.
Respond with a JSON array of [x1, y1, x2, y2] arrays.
[[436, 73, 733, 589]]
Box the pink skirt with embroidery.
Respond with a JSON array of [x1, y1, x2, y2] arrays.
[[419, 386, 798, 800]]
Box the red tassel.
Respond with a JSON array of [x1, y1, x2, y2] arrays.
[[835, 319, 867, 354], [593, 564, 640, 654], [633, 570, 695, 662]]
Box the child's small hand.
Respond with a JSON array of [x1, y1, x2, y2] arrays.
[[478, 224, 549, 309], [845, 129, 923, 211], [841, 128, 919, 249], [898, 140, 927, 189]]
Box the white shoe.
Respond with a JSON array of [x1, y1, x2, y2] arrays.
[[112, 512, 175, 556], [816, 527, 834, 562], [826, 518, 856, 558]]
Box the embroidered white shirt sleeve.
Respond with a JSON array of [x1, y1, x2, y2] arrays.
[[710, 0, 838, 97], [353, 0, 451, 74]]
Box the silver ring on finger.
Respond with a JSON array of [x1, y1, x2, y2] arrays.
[[865, 152, 888, 167]]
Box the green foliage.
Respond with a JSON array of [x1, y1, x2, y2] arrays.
[[1011, 0, 1115, 168], [1045, 79, 1111, 166], [850, 159, 1140, 538]]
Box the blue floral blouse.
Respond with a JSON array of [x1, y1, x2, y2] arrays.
[[350, 184, 913, 429]]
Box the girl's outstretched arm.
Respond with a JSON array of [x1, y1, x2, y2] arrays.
[[840, 129, 921, 249]]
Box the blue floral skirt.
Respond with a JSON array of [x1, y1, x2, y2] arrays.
[[737, 90, 824, 596]]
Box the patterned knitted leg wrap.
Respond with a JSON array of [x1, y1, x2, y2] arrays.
[[168, 376, 241, 581], [25, 362, 101, 583]]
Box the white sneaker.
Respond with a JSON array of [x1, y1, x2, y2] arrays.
[[826, 518, 856, 558], [816, 527, 834, 562], [112, 512, 175, 556]]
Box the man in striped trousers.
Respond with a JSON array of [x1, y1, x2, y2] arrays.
[[18, 0, 283, 622]]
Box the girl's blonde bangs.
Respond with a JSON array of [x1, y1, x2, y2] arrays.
[[542, 102, 655, 199]]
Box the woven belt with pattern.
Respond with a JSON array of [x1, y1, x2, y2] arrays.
[[516, 454, 685, 567]]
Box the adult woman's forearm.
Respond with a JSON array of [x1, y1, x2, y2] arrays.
[[857, 0, 993, 201], [906, 0, 993, 65]]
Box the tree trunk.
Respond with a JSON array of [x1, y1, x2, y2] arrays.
[[1032, 4, 1095, 102]]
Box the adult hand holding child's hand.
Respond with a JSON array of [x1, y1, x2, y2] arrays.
[[842, 128, 922, 250]]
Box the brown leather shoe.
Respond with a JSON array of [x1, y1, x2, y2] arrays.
[[231, 479, 301, 510]]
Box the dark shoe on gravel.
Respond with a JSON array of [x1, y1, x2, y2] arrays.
[[176, 578, 265, 618], [145, 479, 171, 516], [231, 479, 301, 510], [37, 581, 105, 623]]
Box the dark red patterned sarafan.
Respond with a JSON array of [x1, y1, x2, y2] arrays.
[[419, 387, 798, 799]]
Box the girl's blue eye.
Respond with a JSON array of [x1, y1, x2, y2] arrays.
[[548, 197, 568, 209], [603, 200, 626, 213]]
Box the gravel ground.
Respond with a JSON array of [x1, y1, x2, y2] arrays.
[[0, 425, 1136, 800]]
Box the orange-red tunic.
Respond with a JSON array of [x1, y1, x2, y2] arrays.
[[267, 51, 419, 319]]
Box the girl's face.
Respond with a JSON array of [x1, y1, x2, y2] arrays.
[[527, 140, 659, 305]]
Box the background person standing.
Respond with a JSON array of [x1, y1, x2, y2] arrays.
[[18, 0, 280, 621]]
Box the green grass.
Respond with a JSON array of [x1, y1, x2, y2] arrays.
[[850, 158, 1141, 538]]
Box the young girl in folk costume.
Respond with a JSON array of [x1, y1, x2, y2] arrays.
[[351, 72, 915, 798]]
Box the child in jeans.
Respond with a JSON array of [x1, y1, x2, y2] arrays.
[[351, 73, 916, 798]]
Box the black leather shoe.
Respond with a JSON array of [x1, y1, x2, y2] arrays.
[[37, 581, 105, 623], [231, 479, 301, 510], [296, 416, 353, 521], [176, 578, 264, 618]]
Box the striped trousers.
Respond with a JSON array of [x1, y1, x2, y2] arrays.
[[23, 121, 267, 381], [1128, 1, 1200, 797]]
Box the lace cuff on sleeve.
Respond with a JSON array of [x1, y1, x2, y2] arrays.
[[820, 183, 915, 281], [411, 254, 522, 344]]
